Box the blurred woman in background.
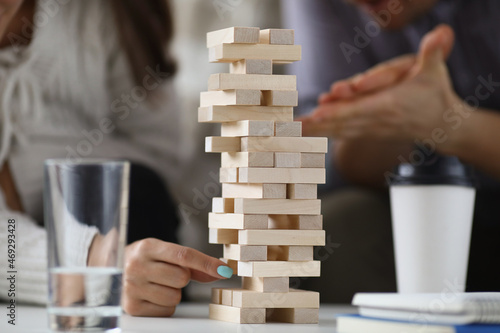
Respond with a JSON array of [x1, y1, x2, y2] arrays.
[[0, 0, 232, 317]]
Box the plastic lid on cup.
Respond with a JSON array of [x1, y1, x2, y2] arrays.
[[388, 152, 475, 187]]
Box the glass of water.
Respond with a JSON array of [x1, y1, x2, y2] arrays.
[[44, 159, 130, 332]]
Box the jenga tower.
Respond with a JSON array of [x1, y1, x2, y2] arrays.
[[199, 27, 327, 324]]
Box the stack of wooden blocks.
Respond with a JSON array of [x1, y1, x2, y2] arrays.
[[199, 27, 327, 324]]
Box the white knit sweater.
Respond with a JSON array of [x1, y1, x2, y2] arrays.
[[0, 0, 181, 304]]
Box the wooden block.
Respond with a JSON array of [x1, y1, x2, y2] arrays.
[[208, 73, 296, 91], [211, 288, 222, 305], [267, 308, 319, 324], [275, 152, 300, 168], [221, 289, 233, 306], [212, 197, 234, 213], [234, 198, 321, 215], [205, 137, 240, 153], [220, 258, 239, 274], [262, 91, 298, 107], [222, 183, 286, 199], [238, 168, 326, 184], [221, 152, 274, 168], [242, 277, 289, 293], [221, 120, 274, 137], [237, 260, 321, 277], [219, 167, 238, 183], [208, 213, 268, 229], [268, 246, 314, 261], [207, 27, 259, 48], [287, 184, 317, 199], [224, 244, 267, 261], [268, 215, 323, 230], [209, 228, 238, 244], [259, 29, 295, 45], [301, 153, 326, 168], [209, 44, 301, 63], [275, 121, 302, 137], [238, 230, 325, 246], [209, 304, 265, 324], [198, 105, 293, 123], [200, 90, 261, 107], [232, 289, 319, 309], [230, 59, 272, 75], [242, 137, 327, 153]]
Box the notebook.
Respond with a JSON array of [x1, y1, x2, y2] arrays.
[[352, 292, 500, 325], [337, 314, 500, 333]]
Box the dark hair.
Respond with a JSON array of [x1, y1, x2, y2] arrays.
[[110, 0, 177, 86]]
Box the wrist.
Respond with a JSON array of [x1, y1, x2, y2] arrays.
[[436, 95, 475, 157]]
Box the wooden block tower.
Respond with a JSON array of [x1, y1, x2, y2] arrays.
[[199, 27, 327, 324]]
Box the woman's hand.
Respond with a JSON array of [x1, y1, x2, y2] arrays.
[[122, 238, 232, 317]]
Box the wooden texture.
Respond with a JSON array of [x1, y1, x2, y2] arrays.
[[221, 120, 274, 137], [209, 44, 301, 63], [211, 288, 222, 304], [208, 228, 238, 244], [287, 184, 317, 199], [301, 153, 326, 168], [241, 137, 327, 153], [238, 168, 326, 184], [262, 90, 298, 106], [208, 213, 267, 229], [234, 198, 321, 215], [205, 136, 240, 153], [198, 105, 293, 123], [219, 167, 238, 183], [268, 215, 323, 230], [275, 121, 302, 137], [209, 304, 265, 324], [222, 183, 286, 199], [208, 73, 296, 91], [221, 258, 239, 274], [223, 244, 267, 261], [259, 29, 295, 45], [230, 289, 319, 308], [221, 152, 274, 168], [267, 308, 319, 324], [238, 230, 325, 246], [200, 89, 261, 107], [206, 27, 259, 48], [230, 59, 272, 75], [237, 260, 321, 277], [274, 152, 300, 168], [268, 246, 314, 261], [221, 289, 233, 306], [212, 197, 234, 213], [242, 277, 289, 293]]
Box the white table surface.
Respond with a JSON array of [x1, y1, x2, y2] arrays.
[[1, 303, 356, 332]]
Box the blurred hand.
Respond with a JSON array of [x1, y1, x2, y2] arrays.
[[300, 24, 459, 151], [122, 238, 232, 317], [87, 228, 119, 267]]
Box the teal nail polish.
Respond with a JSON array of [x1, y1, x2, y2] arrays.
[[217, 265, 233, 278]]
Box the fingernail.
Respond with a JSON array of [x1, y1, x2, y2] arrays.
[[217, 265, 233, 278]]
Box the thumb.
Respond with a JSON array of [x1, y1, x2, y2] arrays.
[[417, 24, 455, 70]]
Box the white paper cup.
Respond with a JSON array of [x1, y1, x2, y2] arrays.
[[390, 184, 475, 293]]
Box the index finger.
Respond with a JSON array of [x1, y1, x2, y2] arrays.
[[148, 241, 233, 280]]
